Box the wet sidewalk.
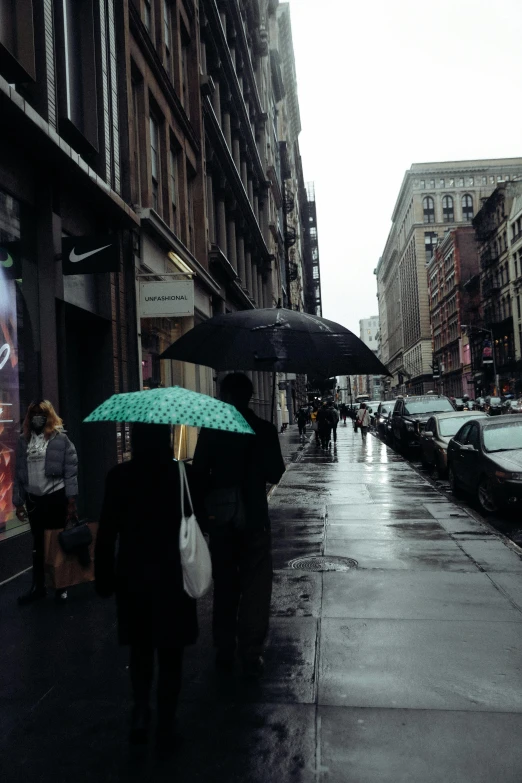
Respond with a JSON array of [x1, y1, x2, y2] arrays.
[[2, 423, 522, 781]]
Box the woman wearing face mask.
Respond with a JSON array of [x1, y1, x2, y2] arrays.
[[13, 400, 78, 604]]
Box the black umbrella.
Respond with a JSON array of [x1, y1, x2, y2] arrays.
[[160, 307, 390, 377]]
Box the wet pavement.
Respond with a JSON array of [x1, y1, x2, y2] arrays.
[[1, 424, 522, 781]]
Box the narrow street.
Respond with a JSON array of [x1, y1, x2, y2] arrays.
[[2, 422, 522, 782]]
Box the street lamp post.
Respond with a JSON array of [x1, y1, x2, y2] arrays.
[[462, 325, 499, 396]]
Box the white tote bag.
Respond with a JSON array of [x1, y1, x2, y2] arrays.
[[178, 460, 212, 599]]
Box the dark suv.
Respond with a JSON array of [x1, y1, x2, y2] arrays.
[[391, 395, 455, 453]]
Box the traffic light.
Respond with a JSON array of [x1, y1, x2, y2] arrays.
[[432, 360, 440, 378]]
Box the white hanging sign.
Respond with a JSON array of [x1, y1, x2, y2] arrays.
[[139, 280, 194, 318]]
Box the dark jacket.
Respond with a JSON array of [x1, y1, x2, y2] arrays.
[[13, 430, 78, 507], [95, 458, 198, 648], [192, 408, 285, 532]]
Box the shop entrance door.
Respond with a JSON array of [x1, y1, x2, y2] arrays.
[[59, 302, 116, 521]]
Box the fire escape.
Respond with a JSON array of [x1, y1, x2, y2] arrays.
[[302, 182, 322, 316]]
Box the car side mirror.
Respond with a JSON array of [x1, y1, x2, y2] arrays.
[[424, 431, 434, 439]]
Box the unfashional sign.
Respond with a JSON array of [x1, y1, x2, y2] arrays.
[[139, 280, 194, 318]]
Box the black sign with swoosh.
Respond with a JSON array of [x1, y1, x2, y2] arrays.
[[62, 234, 120, 275]]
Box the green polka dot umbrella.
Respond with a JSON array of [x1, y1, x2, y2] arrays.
[[83, 386, 254, 435]]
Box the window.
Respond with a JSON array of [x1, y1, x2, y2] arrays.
[[169, 148, 178, 233], [55, 0, 98, 152], [425, 232, 438, 262], [187, 172, 196, 254], [423, 196, 435, 224], [150, 115, 160, 211], [131, 80, 142, 205], [465, 424, 480, 450], [163, 0, 171, 76], [458, 178, 464, 187], [462, 194, 473, 221], [442, 195, 454, 222], [181, 31, 191, 116], [454, 422, 473, 444], [0, 0, 36, 82], [144, 0, 152, 33]]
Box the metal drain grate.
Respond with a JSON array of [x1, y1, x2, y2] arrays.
[[289, 555, 358, 572]]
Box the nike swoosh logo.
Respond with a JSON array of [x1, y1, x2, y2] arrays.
[[69, 244, 112, 263]]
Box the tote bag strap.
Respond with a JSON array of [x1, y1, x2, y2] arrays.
[[178, 460, 194, 518]]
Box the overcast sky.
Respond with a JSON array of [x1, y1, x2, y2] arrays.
[[288, 0, 522, 335]]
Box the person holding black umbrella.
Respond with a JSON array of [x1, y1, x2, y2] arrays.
[[192, 373, 285, 678]]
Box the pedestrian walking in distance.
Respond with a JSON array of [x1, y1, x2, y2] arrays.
[[13, 399, 78, 605], [327, 401, 340, 444], [356, 403, 371, 439], [340, 403, 348, 424], [95, 423, 199, 750], [296, 406, 308, 439], [317, 402, 333, 449], [193, 373, 285, 678]]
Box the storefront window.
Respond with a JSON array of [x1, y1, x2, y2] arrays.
[[0, 191, 24, 533], [0, 189, 39, 534]]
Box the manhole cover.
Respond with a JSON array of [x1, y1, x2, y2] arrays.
[[289, 555, 358, 572]]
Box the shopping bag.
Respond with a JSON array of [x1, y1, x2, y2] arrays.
[[178, 461, 212, 599], [44, 522, 98, 589]]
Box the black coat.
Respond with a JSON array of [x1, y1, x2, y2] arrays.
[[95, 458, 198, 648], [192, 408, 285, 532]]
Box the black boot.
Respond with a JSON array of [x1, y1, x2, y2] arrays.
[[18, 554, 46, 606], [129, 703, 150, 745], [17, 584, 47, 605]]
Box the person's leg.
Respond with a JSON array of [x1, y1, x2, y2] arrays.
[[47, 490, 69, 601], [332, 424, 337, 443], [18, 496, 46, 604], [210, 532, 240, 663], [237, 528, 272, 675], [129, 645, 155, 744], [156, 647, 184, 746]]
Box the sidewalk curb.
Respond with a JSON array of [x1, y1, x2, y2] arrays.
[[399, 434, 522, 559]]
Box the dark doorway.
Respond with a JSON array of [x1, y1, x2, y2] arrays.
[[58, 301, 117, 521]]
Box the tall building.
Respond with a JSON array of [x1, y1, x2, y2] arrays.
[[376, 159, 522, 396], [427, 227, 480, 398], [470, 181, 522, 396]]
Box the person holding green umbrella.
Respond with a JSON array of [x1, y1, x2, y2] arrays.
[[88, 387, 254, 750]]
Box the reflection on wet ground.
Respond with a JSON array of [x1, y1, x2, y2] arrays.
[[1, 423, 522, 782]]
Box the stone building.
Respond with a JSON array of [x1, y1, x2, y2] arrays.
[[471, 181, 522, 396], [427, 227, 480, 398], [376, 159, 522, 396]]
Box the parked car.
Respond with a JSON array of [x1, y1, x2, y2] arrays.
[[484, 396, 502, 415], [452, 398, 465, 411], [475, 397, 487, 411], [419, 411, 487, 477], [375, 401, 396, 440], [447, 415, 522, 513], [391, 395, 455, 453], [501, 398, 522, 415]]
